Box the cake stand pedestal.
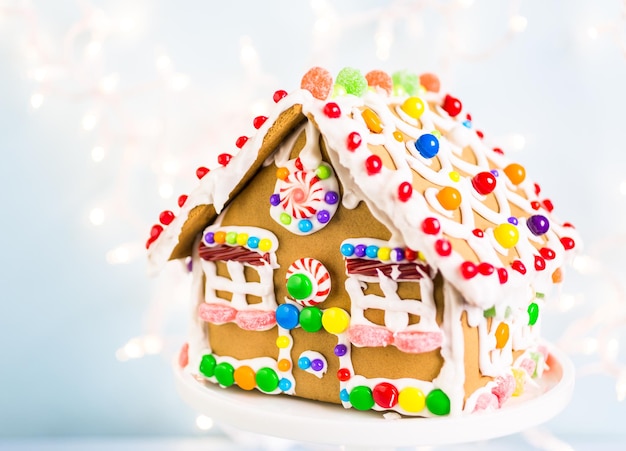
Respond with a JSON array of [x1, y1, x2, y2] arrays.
[[174, 346, 574, 449]]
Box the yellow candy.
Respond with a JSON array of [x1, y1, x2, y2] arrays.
[[377, 247, 391, 261], [449, 171, 460, 182], [431, 129, 442, 139], [512, 368, 525, 397], [276, 336, 290, 349], [493, 223, 519, 249], [234, 365, 256, 391], [495, 322, 510, 349], [236, 233, 249, 246], [361, 108, 383, 133], [398, 387, 425, 412], [417, 251, 427, 262], [401, 97, 425, 119], [436, 186, 462, 210], [276, 167, 290, 180], [258, 238, 272, 252], [321, 307, 350, 335]]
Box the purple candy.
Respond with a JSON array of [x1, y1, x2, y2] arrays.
[[490, 169, 499, 177], [354, 244, 367, 258], [270, 193, 281, 206], [393, 247, 405, 261], [204, 232, 215, 244], [527, 214, 550, 236], [508, 216, 518, 226], [334, 344, 347, 356], [325, 191, 339, 205], [311, 359, 324, 372], [317, 209, 330, 224]]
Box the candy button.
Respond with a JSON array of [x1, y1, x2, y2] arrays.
[[199, 354, 216, 378], [236, 233, 248, 246], [401, 97, 425, 119], [340, 389, 350, 402], [415, 134, 439, 159], [298, 219, 313, 233], [527, 215, 550, 236], [276, 167, 290, 180], [310, 359, 325, 372], [298, 356, 311, 370], [286, 273, 313, 300], [280, 213, 292, 225], [340, 243, 355, 257], [279, 378, 292, 391], [471, 171, 496, 195], [275, 336, 290, 349], [373, 382, 399, 408], [299, 307, 323, 332], [365, 245, 379, 259], [325, 191, 339, 205], [214, 362, 235, 387], [493, 223, 519, 249], [425, 388, 450, 415], [277, 359, 291, 372], [349, 386, 375, 411], [437, 186, 462, 210], [322, 307, 350, 334], [256, 367, 279, 392], [504, 163, 526, 185], [247, 236, 260, 249], [275, 304, 300, 330], [398, 387, 425, 413], [316, 164, 331, 180], [258, 238, 272, 251], [234, 365, 256, 391], [334, 344, 348, 357]]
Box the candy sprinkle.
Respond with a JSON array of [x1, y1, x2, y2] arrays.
[[301, 67, 333, 100], [336, 67, 367, 97]]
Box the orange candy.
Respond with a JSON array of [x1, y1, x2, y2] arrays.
[[214, 231, 226, 244], [419, 73, 440, 93], [436, 186, 462, 210], [277, 359, 291, 372], [495, 322, 510, 349], [393, 130, 404, 142], [234, 365, 256, 391], [552, 267, 563, 283], [301, 67, 333, 100], [504, 163, 526, 185], [365, 70, 393, 95], [276, 167, 290, 180], [361, 108, 383, 133]]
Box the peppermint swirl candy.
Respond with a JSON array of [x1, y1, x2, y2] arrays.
[[285, 258, 331, 306]]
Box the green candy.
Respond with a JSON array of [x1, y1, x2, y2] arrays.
[[336, 67, 367, 97], [214, 362, 235, 387], [483, 306, 496, 318], [426, 388, 450, 416], [256, 367, 279, 392], [199, 354, 216, 378], [286, 273, 313, 300], [316, 164, 331, 180], [225, 231, 237, 244], [299, 307, 323, 332], [349, 385, 374, 411], [280, 212, 292, 225], [528, 302, 539, 326], [392, 70, 419, 96]]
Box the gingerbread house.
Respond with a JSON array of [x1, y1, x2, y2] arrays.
[[147, 67, 579, 417]]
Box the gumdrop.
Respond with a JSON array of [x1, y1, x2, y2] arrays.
[[365, 70, 393, 95], [473, 392, 499, 412], [392, 70, 419, 96], [335, 67, 368, 97], [301, 67, 333, 100], [419, 73, 440, 93], [491, 373, 515, 407]]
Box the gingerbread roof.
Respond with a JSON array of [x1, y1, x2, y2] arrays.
[[147, 67, 579, 309]]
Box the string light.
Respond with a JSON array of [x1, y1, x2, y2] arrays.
[[195, 415, 214, 431], [89, 207, 105, 226]]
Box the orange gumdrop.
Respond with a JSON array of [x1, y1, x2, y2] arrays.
[[301, 67, 333, 100], [495, 322, 510, 349], [365, 70, 393, 95], [419, 73, 440, 93]]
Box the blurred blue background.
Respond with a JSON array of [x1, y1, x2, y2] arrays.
[[1, 0, 626, 448]]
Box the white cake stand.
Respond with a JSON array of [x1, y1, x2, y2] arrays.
[[174, 346, 574, 449]]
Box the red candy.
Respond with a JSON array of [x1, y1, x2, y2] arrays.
[[539, 247, 556, 260], [476, 130, 484, 139], [398, 181, 413, 202], [534, 183, 541, 196], [560, 237, 575, 250], [301, 66, 333, 100], [478, 262, 495, 276], [323, 102, 341, 118], [472, 228, 484, 238], [159, 210, 175, 225], [346, 131, 362, 151], [542, 199, 554, 212], [530, 201, 541, 210], [442, 94, 462, 117], [365, 155, 383, 175], [177, 194, 188, 207], [460, 261, 478, 279], [419, 73, 440, 93], [273, 90, 288, 103], [497, 267, 508, 284], [472, 171, 497, 195], [196, 166, 210, 179], [493, 147, 504, 155], [337, 368, 351, 381], [217, 153, 232, 166], [421, 217, 441, 235], [365, 70, 393, 95], [373, 382, 399, 408], [295, 157, 303, 170], [404, 248, 417, 261], [534, 255, 546, 271], [511, 260, 526, 275], [434, 239, 452, 256], [235, 136, 248, 149], [150, 224, 164, 238], [253, 115, 268, 129]]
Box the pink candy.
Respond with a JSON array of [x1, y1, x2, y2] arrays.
[[235, 310, 276, 331], [198, 303, 237, 324], [178, 342, 189, 368], [347, 324, 443, 354], [473, 392, 499, 412], [348, 324, 393, 348], [491, 373, 515, 407]]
